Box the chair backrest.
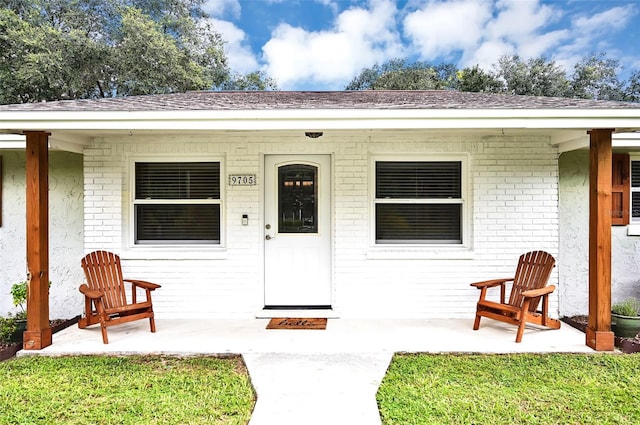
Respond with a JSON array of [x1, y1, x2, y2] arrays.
[[508, 251, 556, 311], [81, 251, 128, 310]]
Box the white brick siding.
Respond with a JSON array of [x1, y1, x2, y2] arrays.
[[83, 131, 560, 319]]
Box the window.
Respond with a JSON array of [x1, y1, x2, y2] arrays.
[[278, 164, 318, 233], [374, 159, 464, 244], [133, 161, 221, 244], [631, 158, 640, 223]]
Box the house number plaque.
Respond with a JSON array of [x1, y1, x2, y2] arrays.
[[228, 174, 257, 186]]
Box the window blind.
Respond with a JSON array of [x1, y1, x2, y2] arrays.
[[631, 160, 640, 220], [375, 160, 463, 244], [136, 162, 220, 200], [376, 204, 462, 243], [376, 161, 461, 199], [134, 162, 221, 244], [135, 204, 220, 243]]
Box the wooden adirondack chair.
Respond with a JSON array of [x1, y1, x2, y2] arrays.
[[78, 251, 161, 344], [470, 251, 560, 343]]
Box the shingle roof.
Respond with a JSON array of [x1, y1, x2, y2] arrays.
[[0, 90, 638, 112]]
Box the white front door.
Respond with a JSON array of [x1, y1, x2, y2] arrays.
[[264, 155, 332, 307]]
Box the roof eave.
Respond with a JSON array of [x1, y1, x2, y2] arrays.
[[1, 108, 639, 132]]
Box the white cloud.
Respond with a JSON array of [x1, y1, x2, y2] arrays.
[[574, 4, 636, 33], [404, 0, 574, 69], [487, 0, 556, 41], [564, 5, 636, 54], [229, 0, 639, 89], [261, 0, 404, 90], [404, 0, 492, 60], [554, 4, 638, 73], [467, 39, 514, 70], [203, 0, 241, 19], [208, 18, 259, 74]]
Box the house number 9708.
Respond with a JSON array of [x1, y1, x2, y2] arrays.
[[228, 174, 257, 186]]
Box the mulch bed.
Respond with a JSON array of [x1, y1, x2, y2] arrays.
[[562, 315, 640, 354], [0, 315, 80, 362]]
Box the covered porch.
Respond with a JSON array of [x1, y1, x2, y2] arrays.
[[20, 318, 594, 356], [2, 91, 640, 353]]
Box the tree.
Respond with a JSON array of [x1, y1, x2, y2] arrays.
[[344, 53, 640, 103], [220, 71, 278, 91], [625, 70, 640, 103], [570, 52, 625, 101], [0, 0, 275, 103], [113, 7, 212, 96], [345, 59, 455, 90], [456, 65, 502, 93], [0, 8, 84, 103], [494, 55, 570, 97]]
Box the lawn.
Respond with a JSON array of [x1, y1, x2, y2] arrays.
[[0, 355, 255, 425], [377, 353, 640, 425]]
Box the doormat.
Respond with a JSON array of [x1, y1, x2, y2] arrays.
[[266, 318, 327, 330]]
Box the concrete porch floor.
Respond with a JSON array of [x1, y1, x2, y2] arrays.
[[21, 317, 594, 356], [19, 319, 596, 425]]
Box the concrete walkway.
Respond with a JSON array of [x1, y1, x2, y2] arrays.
[[245, 352, 391, 425], [19, 318, 595, 425]]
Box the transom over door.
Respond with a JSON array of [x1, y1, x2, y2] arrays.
[[264, 155, 332, 307]]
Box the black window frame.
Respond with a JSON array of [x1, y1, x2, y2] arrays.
[[132, 160, 222, 245], [373, 158, 465, 245]]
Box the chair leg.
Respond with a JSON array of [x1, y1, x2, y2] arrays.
[[149, 316, 156, 333], [100, 322, 109, 344], [473, 314, 481, 330], [78, 317, 88, 329], [515, 320, 526, 343], [515, 301, 531, 343]]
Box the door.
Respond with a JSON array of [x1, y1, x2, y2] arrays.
[[264, 155, 332, 307]]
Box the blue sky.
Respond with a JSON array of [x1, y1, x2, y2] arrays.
[[202, 0, 640, 90]]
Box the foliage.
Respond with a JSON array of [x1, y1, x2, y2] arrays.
[[0, 355, 255, 424], [378, 353, 640, 425], [495, 55, 570, 97], [0, 316, 17, 343], [626, 70, 640, 102], [0, 281, 29, 342], [570, 52, 625, 101], [10, 281, 27, 315], [220, 71, 279, 91], [0, 0, 275, 104], [345, 59, 454, 90], [346, 53, 639, 102], [456, 65, 502, 93], [612, 298, 640, 317]]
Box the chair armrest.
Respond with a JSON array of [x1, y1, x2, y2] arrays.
[[125, 279, 161, 290], [79, 284, 103, 299], [470, 278, 513, 288], [522, 285, 556, 298]]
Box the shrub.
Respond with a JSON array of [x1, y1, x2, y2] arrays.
[[611, 298, 640, 317]]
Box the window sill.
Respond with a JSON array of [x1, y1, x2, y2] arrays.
[[121, 247, 228, 260], [366, 246, 475, 260], [627, 224, 640, 236]]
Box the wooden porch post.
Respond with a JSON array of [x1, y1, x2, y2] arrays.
[[23, 131, 52, 350], [586, 129, 615, 351]]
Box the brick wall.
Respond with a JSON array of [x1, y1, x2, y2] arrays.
[[83, 131, 560, 319]]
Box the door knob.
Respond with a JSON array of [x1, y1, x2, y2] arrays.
[[266, 235, 274, 240]]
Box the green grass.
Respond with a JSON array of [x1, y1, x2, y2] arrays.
[[0, 356, 255, 425], [377, 353, 640, 425]]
